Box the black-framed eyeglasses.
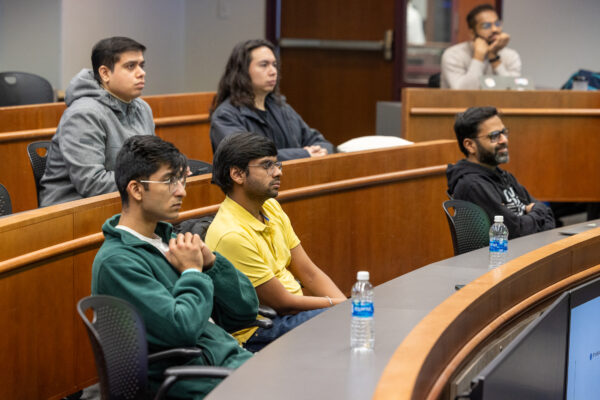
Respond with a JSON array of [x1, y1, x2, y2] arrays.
[[479, 20, 502, 30], [139, 175, 187, 193], [247, 161, 283, 176], [475, 128, 509, 143]]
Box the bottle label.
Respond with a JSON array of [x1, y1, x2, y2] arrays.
[[490, 238, 508, 253], [352, 301, 374, 317]]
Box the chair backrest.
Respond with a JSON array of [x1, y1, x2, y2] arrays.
[[174, 215, 215, 241], [27, 141, 51, 206], [0, 183, 12, 216], [0, 71, 54, 106], [77, 295, 149, 400], [187, 159, 213, 176], [428, 72, 441, 88], [442, 199, 491, 256]]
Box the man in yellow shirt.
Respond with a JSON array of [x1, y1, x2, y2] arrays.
[[206, 132, 346, 352]]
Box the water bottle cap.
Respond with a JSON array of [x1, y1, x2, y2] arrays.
[[357, 271, 370, 280], [494, 215, 504, 223]]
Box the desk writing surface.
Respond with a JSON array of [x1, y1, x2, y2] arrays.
[[206, 221, 594, 400]]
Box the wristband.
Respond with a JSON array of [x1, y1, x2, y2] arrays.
[[325, 296, 333, 307], [489, 54, 500, 63], [181, 268, 202, 276]]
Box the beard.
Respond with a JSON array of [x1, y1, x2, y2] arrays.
[[475, 140, 509, 166], [246, 176, 280, 202]]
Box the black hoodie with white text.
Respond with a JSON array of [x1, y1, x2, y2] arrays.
[[446, 159, 555, 239]]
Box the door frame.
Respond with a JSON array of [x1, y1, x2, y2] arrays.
[[265, 0, 503, 101]]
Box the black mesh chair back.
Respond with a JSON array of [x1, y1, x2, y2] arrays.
[[428, 72, 441, 88], [443, 199, 491, 256], [27, 141, 51, 206], [0, 71, 54, 106], [77, 295, 149, 400], [0, 183, 12, 216], [187, 159, 212, 176]]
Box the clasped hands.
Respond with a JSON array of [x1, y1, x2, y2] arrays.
[[165, 232, 216, 273]]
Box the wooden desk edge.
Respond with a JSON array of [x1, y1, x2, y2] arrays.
[[373, 228, 600, 400]]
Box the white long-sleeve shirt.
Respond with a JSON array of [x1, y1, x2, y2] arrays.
[[440, 41, 522, 89]]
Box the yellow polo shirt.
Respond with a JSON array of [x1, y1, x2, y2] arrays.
[[205, 196, 302, 344]]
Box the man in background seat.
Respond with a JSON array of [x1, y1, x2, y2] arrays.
[[441, 4, 521, 89], [40, 36, 154, 206], [447, 106, 555, 239], [206, 132, 346, 352]]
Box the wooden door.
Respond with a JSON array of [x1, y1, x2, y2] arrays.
[[267, 0, 501, 146], [270, 0, 398, 146]]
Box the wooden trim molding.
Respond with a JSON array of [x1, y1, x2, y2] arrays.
[[410, 107, 600, 116], [0, 164, 446, 277], [154, 113, 209, 127]]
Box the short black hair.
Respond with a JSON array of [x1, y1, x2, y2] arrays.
[[115, 135, 187, 206], [91, 36, 146, 84], [454, 106, 499, 156], [466, 4, 497, 30], [211, 132, 278, 195]]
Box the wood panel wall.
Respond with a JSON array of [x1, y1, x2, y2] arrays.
[[402, 88, 600, 202], [0, 141, 460, 399]]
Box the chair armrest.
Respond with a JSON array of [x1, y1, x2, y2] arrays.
[[155, 366, 233, 400], [164, 365, 233, 379], [258, 304, 277, 319], [148, 347, 204, 363]]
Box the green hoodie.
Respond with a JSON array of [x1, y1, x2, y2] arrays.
[[92, 215, 257, 399]]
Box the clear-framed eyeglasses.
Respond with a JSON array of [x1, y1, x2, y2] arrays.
[[139, 175, 187, 193], [479, 20, 502, 30], [247, 161, 283, 176], [476, 128, 509, 143]]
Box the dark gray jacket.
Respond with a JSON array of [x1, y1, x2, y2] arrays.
[[210, 95, 333, 161], [39, 69, 154, 207]]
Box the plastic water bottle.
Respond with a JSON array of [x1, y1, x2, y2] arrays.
[[489, 215, 508, 268], [351, 271, 374, 350]]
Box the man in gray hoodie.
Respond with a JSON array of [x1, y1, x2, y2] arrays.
[[40, 36, 154, 207]]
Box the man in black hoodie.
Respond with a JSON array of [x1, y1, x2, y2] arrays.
[[446, 106, 555, 239]]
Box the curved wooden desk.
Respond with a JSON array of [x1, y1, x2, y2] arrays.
[[205, 222, 600, 400], [374, 224, 600, 400], [0, 141, 460, 399]]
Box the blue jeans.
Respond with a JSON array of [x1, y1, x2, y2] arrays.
[[244, 308, 327, 353]]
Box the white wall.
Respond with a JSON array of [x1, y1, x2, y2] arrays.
[[184, 0, 265, 92], [0, 0, 62, 89], [503, 0, 600, 88], [0, 0, 264, 95], [61, 0, 186, 95]]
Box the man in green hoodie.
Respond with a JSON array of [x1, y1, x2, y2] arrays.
[[40, 36, 155, 207], [92, 135, 257, 399]]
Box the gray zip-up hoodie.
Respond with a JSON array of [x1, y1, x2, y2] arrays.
[[39, 69, 154, 207]]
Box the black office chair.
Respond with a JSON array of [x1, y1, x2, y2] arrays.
[[0, 183, 12, 216], [428, 72, 441, 88], [443, 199, 491, 256], [77, 295, 233, 400], [0, 71, 54, 106], [27, 140, 51, 206], [187, 159, 212, 176]]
